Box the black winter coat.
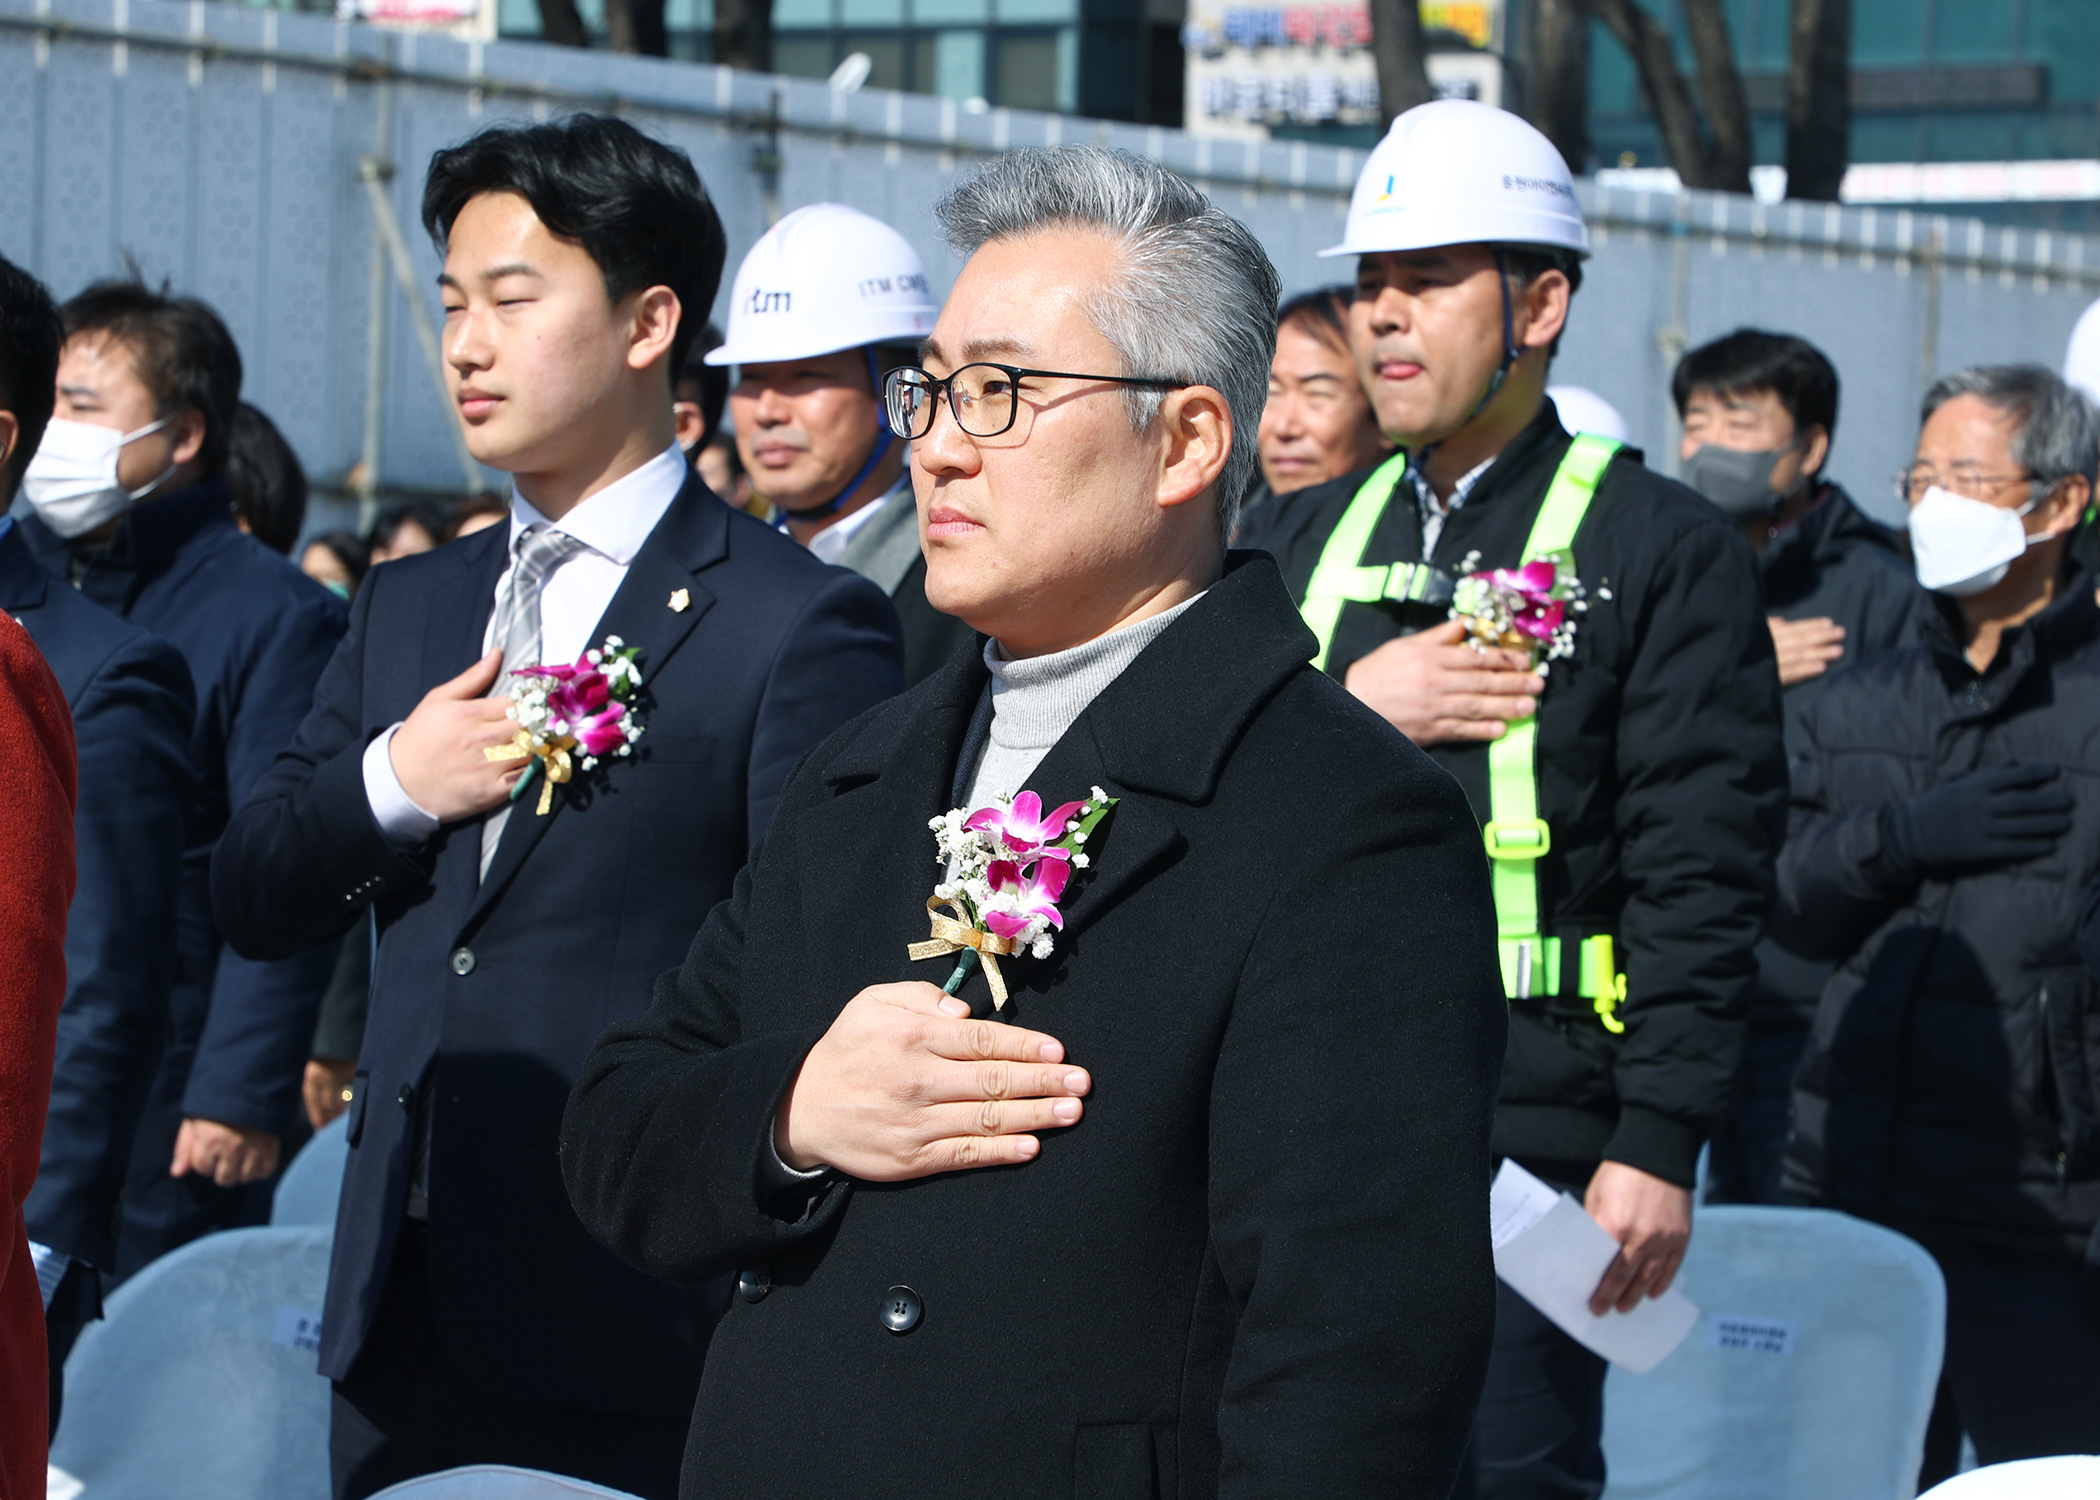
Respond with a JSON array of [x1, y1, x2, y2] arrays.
[[1778, 572, 2100, 1257], [1760, 482, 1923, 762], [1237, 402, 1788, 1186], [1752, 483, 1924, 1025], [561, 555, 1508, 1500]]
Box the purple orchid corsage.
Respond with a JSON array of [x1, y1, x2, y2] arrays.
[[1449, 550, 1600, 675], [485, 635, 646, 815], [907, 787, 1118, 1010]]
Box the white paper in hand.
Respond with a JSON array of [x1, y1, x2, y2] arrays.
[[1489, 1161, 1699, 1374]]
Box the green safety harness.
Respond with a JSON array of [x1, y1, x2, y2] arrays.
[[1298, 432, 1628, 1033]]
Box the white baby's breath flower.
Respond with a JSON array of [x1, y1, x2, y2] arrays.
[[1073, 852, 1090, 869]]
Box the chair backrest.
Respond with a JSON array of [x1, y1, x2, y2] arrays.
[[1600, 1206, 1945, 1500], [271, 1114, 350, 1229], [48, 1226, 333, 1500], [369, 1464, 646, 1499], [1920, 1456, 2100, 1498]]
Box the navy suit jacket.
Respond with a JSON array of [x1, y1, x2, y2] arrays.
[[211, 473, 905, 1413], [3, 523, 196, 1269], [20, 481, 348, 1136]]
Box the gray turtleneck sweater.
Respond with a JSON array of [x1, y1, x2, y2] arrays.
[[961, 592, 1204, 809]]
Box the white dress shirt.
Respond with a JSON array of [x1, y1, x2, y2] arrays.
[[362, 445, 689, 845], [802, 474, 908, 566]]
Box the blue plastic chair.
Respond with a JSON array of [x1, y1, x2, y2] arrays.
[[48, 1226, 334, 1500], [271, 1114, 350, 1230], [1601, 1206, 1945, 1500], [370, 1465, 646, 1499], [1921, 1455, 2100, 1497]]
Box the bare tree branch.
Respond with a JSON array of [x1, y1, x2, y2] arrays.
[[605, 0, 668, 54], [715, 0, 771, 73], [1680, 0, 1751, 191], [1369, 0, 1435, 126], [534, 0, 588, 48], [1526, 0, 1591, 173], [1587, 0, 1743, 190], [1786, 0, 1851, 200]]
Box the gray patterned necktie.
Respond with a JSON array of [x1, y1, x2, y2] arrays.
[[482, 524, 586, 877]]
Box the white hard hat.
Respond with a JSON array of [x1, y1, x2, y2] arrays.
[[2065, 296, 2100, 407], [1322, 100, 1589, 260], [706, 204, 938, 366], [1546, 386, 1630, 442]]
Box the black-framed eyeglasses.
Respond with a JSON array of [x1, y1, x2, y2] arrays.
[[883, 362, 1186, 441]]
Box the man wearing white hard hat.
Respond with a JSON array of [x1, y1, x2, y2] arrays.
[[710, 204, 976, 685], [1240, 99, 1787, 1496]]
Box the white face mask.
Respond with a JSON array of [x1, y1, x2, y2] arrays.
[[1908, 483, 2055, 597], [21, 417, 178, 539]]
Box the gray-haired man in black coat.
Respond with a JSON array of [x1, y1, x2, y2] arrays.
[[561, 147, 1508, 1499]]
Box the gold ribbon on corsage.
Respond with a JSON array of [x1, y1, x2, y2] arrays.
[[483, 729, 575, 816], [907, 896, 1021, 1010]]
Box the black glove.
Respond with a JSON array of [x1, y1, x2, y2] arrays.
[[1880, 762, 2074, 878]]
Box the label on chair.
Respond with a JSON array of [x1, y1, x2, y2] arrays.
[[1706, 1315, 1793, 1355], [272, 1306, 325, 1354]]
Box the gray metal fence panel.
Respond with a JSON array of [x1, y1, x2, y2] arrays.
[[3, 0, 2095, 528]]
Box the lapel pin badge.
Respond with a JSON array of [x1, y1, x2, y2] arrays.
[[668, 588, 690, 613]]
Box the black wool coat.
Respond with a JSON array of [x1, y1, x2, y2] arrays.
[[562, 554, 1508, 1500], [1237, 402, 1787, 1186]]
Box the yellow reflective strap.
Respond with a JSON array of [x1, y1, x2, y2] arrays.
[[1485, 434, 1623, 1013], [1301, 452, 1411, 673], [1291, 432, 1629, 1025]]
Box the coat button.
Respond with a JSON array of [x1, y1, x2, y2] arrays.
[[737, 1266, 771, 1303], [878, 1285, 922, 1335], [397, 1083, 414, 1110], [450, 947, 475, 976]]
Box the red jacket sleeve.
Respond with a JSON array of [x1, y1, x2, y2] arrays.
[[0, 609, 77, 1500]]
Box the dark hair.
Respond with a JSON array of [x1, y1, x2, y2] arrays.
[[0, 255, 63, 501], [60, 278, 243, 475], [1277, 285, 1353, 352], [369, 502, 445, 553], [1672, 329, 1840, 452], [1498, 248, 1581, 360], [678, 321, 730, 439], [303, 532, 370, 596], [422, 114, 726, 387], [226, 402, 308, 554], [446, 490, 511, 540]]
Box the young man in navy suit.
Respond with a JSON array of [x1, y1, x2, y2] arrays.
[[212, 115, 905, 1499], [0, 255, 195, 1434]]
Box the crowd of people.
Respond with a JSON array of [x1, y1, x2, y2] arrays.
[[0, 91, 2097, 1500]]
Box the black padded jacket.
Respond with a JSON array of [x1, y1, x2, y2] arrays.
[[1239, 401, 1788, 1187], [1778, 570, 2100, 1257]]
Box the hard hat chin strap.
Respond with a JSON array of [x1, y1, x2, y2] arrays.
[[1413, 249, 1525, 479], [777, 347, 899, 523]]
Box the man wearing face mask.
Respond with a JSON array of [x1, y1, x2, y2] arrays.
[[1778, 365, 2100, 1476], [16, 280, 346, 1279], [714, 204, 975, 687], [1239, 100, 1786, 1498], [1672, 329, 1922, 1204]]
